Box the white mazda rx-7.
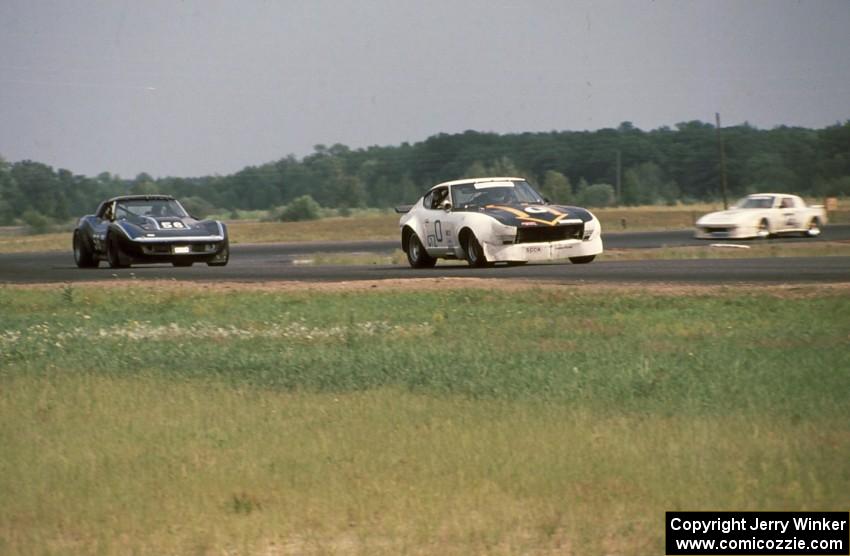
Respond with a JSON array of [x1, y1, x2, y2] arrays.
[[397, 177, 603, 268]]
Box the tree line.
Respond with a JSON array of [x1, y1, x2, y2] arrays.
[[2, 120, 849, 225]]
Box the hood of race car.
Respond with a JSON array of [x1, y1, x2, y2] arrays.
[[696, 209, 759, 226], [118, 217, 223, 239], [461, 203, 594, 227]]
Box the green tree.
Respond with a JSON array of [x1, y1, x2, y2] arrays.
[[576, 183, 615, 207], [622, 162, 665, 205], [335, 175, 366, 208], [743, 153, 797, 193], [540, 170, 572, 203], [397, 175, 421, 204], [0, 157, 17, 224], [22, 209, 52, 233], [487, 156, 521, 177], [11, 161, 65, 218], [463, 161, 487, 178], [280, 195, 322, 222], [180, 196, 217, 218], [130, 180, 159, 195]]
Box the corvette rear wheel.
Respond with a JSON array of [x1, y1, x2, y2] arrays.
[[464, 232, 488, 268], [406, 233, 436, 268], [73, 231, 98, 268], [569, 255, 596, 264], [106, 234, 130, 268]]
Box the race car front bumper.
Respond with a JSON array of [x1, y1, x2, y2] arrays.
[[481, 234, 603, 262], [694, 224, 759, 239]]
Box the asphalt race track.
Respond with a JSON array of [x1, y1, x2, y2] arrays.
[[1, 225, 849, 285]]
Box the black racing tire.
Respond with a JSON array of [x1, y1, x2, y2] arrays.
[[207, 240, 229, 266], [406, 233, 436, 268], [464, 232, 488, 268], [73, 230, 99, 268], [756, 219, 771, 239], [804, 217, 822, 238], [569, 255, 596, 264], [172, 261, 194, 267], [106, 233, 130, 268]]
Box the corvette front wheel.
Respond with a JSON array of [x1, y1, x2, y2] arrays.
[[406, 233, 436, 268], [106, 234, 130, 268], [207, 240, 229, 266]]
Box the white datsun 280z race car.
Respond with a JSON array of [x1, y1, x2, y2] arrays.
[[694, 193, 827, 239], [397, 177, 603, 267]]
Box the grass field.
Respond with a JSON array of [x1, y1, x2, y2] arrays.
[[1, 283, 848, 554], [2, 206, 848, 254]]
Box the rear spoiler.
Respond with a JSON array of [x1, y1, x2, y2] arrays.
[[394, 204, 413, 214]]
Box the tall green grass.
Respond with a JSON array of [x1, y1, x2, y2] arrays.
[[1, 285, 848, 554], [2, 286, 847, 416]]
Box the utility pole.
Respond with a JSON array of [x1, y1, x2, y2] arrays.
[[615, 149, 621, 204], [715, 112, 729, 209]]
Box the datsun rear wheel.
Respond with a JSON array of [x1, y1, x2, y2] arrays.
[[406, 233, 436, 268]]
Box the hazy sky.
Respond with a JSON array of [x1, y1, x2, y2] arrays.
[[2, 0, 849, 178]]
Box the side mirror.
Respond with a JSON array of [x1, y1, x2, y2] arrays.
[[440, 200, 452, 211]]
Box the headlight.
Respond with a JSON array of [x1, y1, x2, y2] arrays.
[[583, 216, 598, 239], [484, 218, 512, 235]]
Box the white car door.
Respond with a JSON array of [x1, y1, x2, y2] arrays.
[[778, 196, 801, 231], [420, 186, 453, 255], [765, 196, 785, 232]]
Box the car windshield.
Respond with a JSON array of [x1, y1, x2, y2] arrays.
[[451, 180, 545, 207], [116, 199, 187, 220], [734, 196, 774, 209]]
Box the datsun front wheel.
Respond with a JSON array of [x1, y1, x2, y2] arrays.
[[406, 233, 436, 268], [464, 232, 488, 268]]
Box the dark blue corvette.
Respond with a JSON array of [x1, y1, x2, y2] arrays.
[[72, 195, 229, 268]]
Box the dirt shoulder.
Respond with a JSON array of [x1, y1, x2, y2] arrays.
[[5, 278, 849, 298]]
